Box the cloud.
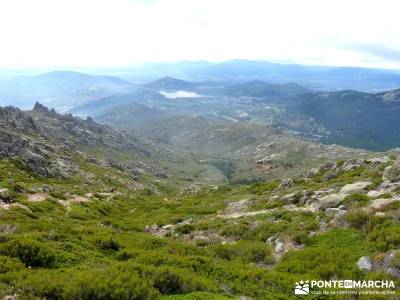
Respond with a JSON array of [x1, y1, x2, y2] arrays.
[[0, 0, 399, 69], [344, 44, 400, 62]]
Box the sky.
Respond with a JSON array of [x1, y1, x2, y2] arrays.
[[0, 0, 400, 69]]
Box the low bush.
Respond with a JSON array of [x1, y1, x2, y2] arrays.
[[0, 255, 25, 274], [345, 210, 373, 231], [174, 224, 194, 235], [344, 193, 370, 207], [247, 180, 280, 195], [0, 239, 56, 268], [95, 238, 121, 251], [211, 241, 273, 264]]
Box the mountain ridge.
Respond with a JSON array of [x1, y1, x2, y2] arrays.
[[0, 71, 135, 111]]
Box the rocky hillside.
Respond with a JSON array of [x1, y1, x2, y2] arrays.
[[133, 114, 371, 183], [290, 89, 400, 150], [0, 103, 177, 181], [1, 103, 400, 299], [1, 126, 400, 298]]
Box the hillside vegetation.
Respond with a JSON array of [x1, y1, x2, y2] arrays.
[[1, 104, 400, 299]]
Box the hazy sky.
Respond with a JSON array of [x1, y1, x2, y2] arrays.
[[1, 0, 400, 69]]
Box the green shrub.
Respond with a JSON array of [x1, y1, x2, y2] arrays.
[[247, 180, 280, 195], [174, 224, 194, 235], [95, 238, 121, 251], [143, 238, 167, 250], [195, 239, 208, 247], [292, 231, 310, 245], [211, 241, 273, 264], [369, 224, 400, 251], [277, 229, 366, 279], [49, 191, 67, 200], [344, 194, 370, 207], [385, 201, 400, 210], [366, 178, 383, 191], [153, 267, 211, 295], [0, 255, 25, 273], [220, 223, 248, 239], [161, 292, 232, 299], [0, 239, 56, 268], [345, 210, 373, 231], [14, 266, 158, 300], [390, 252, 400, 268]]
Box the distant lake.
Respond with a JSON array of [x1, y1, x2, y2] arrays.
[[159, 90, 203, 98]]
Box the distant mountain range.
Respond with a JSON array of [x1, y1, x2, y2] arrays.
[[222, 80, 309, 99], [0, 71, 135, 111], [3, 67, 400, 151], [143, 76, 195, 90], [70, 90, 168, 129], [71, 75, 400, 151], [70, 77, 312, 129], [142, 77, 309, 99], [197, 61, 400, 91], [118, 59, 400, 92]]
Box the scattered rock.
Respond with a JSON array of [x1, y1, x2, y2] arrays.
[[275, 241, 284, 253], [0, 188, 12, 204], [223, 199, 250, 215], [27, 193, 47, 202], [0, 188, 9, 197], [357, 256, 373, 271], [266, 235, 277, 245], [325, 208, 346, 216], [357, 251, 400, 278], [339, 181, 371, 194], [155, 172, 168, 179], [383, 156, 400, 182], [218, 209, 274, 219], [19, 149, 49, 176], [69, 195, 90, 203], [3, 294, 18, 300], [321, 161, 337, 170], [145, 224, 170, 237], [382, 251, 400, 278], [306, 167, 320, 178], [367, 190, 387, 198], [189, 231, 235, 245], [313, 190, 329, 196], [282, 193, 298, 204], [367, 156, 391, 164], [279, 178, 293, 189], [369, 198, 400, 210], [341, 158, 364, 171], [0, 223, 17, 234], [284, 204, 318, 213], [272, 239, 304, 260], [318, 194, 347, 210]]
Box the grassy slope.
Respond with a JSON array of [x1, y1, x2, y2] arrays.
[[1, 154, 400, 299]]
